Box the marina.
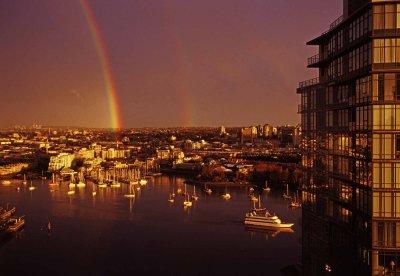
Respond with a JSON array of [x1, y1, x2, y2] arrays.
[[0, 176, 301, 275]]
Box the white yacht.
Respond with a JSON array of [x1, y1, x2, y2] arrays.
[[244, 211, 294, 229]]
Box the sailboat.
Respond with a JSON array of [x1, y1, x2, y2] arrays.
[[289, 191, 302, 208], [49, 173, 58, 187], [124, 184, 135, 198], [252, 195, 267, 213], [22, 174, 27, 185], [191, 186, 199, 201], [28, 180, 36, 191], [69, 174, 76, 188], [182, 184, 187, 196], [92, 185, 97, 196], [183, 194, 192, 207], [222, 186, 231, 200], [282, 184, 292, 199], [203, 184, 212, 194], [249, 194, 258, 202], [76, 172, 86, 188], [263, 180, 271, 192], [110, 171, 121, 188]]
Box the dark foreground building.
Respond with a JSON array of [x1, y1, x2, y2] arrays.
[[298, 0, 400, 275]]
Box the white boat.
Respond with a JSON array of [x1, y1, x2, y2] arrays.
[[191, 186, 199, 201], [67, 190, 75, 195], [289, 191, 302, 208], [244, 211, 294, 229], [92, 185, 97, 196], [98, 183, 107, 188], [168, 193, 174, 203], [22, 174, 27, 185], [77, 182, 86, 188], [282, 184, 292, 199], [1, 180, 11, 185], [252, 195, 266, 213], [110, 182, 121, 188], [49, 173, 58, 186], [249, 195, 258, 202], [183, 194, 192, 207], [263, 180, 271, 192], [222, 186, 231, 199], [182, 184, 187, 196], [139, 179, 147, 186], [203, 184, 212, 194], [124, 185, 135, 198], [29, 181, 36, 191]]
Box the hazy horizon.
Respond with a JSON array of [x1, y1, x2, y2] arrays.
[[0, 0, 342, 128]]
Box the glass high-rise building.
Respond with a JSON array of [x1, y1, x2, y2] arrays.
[[298, 0, 400, 275]]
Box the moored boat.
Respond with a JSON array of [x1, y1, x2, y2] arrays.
[[6, 216, 25, 232], [0, 206, 16, 221], [1, 180, 11, 185]]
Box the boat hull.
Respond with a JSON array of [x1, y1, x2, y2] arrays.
[[244, 219, 294, 228]]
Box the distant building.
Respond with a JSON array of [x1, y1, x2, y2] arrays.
[[241, 127, 257, 144]]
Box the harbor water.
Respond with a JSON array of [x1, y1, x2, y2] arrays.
[[0, 176, 301, 275]]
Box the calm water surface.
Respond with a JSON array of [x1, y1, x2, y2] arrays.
[[0, 176, 301, 276]]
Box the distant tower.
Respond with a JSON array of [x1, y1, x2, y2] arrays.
[[219, 126, 226, 136]]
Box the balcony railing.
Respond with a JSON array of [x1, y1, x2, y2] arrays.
[[299, 77, 319, 88], [322, 15, 344, 35], [298, 104, 307, 113], [307, 54, 320, 66]]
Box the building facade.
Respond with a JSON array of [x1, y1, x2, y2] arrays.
[[298, 0, 400, 275]]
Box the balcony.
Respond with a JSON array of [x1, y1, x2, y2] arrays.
[[298, 104, 307, 113], [298, 77, 319, 89], [307, 54, 320, 67], [322, 15, 344, 35]]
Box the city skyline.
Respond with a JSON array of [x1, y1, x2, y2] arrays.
[[0, 0, 341, 128]]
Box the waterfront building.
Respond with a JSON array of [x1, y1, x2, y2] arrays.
[[0, 163, 29, 176], [48, 153, 75, 172], [298, 0, 400, 275]]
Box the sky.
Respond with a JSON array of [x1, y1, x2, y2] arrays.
[[0, 0, 342, 128]]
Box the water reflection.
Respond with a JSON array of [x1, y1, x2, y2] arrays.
[[245, 225, 294, 240], [0, 177, 301, 275]]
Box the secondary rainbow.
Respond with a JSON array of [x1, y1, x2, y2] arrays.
[[79, 0, 122, 130]]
